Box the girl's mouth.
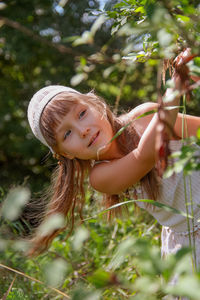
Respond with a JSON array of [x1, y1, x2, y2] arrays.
[[88, 131, 100, 147]]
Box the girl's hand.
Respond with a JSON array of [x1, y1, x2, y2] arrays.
[[190, 75, 200, 83], [173, 48, 198, 93], [156, 48, 199, 175]]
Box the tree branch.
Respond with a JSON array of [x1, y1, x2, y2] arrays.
[[0, 16, 76, 55], [0, 16, 115, 65]]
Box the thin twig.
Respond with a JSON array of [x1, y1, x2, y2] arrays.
[[0, 17, 73, 54], [0, 263, 70, 299], [0, 16, 114, 64]]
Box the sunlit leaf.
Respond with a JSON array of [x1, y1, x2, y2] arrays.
[[135, 7, 145, 14], [197, 128, 200, 140], [91, 15, 106, 35], [103, 66, 115, 78], [70, 73, 88, 86], [73, 31, 93, 46], [176, 15, 190, 23]]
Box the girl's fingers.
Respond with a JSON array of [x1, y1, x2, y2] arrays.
[[190, 75, 200, 83], [174, 48, 197, 68]]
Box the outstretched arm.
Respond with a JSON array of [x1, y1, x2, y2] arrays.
[[90, 49, 199, 194], [90, 85, 181, 194], [174, 113, 200, 138]]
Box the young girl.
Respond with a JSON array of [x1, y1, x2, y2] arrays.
[[27, 50, 200, 268]]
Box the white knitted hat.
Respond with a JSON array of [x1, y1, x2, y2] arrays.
[[27, 85, 80, 150]]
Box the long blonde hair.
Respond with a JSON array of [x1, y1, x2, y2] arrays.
[[28, 91, 159, 256]]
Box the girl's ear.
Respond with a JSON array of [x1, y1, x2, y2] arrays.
[[63, 152, 74, 160], [66, 154, 74, 160], [54, 151, 74, 160]]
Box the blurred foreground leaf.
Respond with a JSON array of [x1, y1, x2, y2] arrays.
[[38, 213, 65, 236], [44, 258, 68, 287], [72, 287, 101, 300], [72, 226, 89, 251], [165, 275, 200, 300], [1, 187, 30, 221]]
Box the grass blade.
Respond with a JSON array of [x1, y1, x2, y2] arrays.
[[83, 198, 193, 221], [2, 274, 16, 300]]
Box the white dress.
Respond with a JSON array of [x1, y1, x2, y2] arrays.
[[135, 140, 200, 269]]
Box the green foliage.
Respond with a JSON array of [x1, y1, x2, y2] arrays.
[[5, 288, 29, 300], [0, 0, 200, 299], [164, 136, 200, 178], [1, 204, 200, 299]]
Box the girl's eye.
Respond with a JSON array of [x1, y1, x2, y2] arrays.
[[64, 130, 71, 139], [79, 109, 86, 119]]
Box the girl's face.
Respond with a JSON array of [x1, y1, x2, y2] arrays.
[[54, 100, 118, 160]]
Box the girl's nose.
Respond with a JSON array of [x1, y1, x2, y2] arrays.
[[80, 127, 90, 138]]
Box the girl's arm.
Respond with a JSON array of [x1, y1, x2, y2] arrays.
[[174, 113, 200, 138], [90, 87, 181, 195], [127, 105, 200, 138]]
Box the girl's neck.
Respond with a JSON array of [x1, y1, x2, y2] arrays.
[[97, 139, 123, 161]]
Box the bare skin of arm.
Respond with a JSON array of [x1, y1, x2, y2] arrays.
[[127, 102, 200, 138], [89, 100, 200, 195]]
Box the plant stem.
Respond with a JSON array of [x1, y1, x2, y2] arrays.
[[182, 94, 196, 271], [0, 263, 70, 299]]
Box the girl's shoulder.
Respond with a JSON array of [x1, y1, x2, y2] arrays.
[[119, 102, 158, 121], [119, 102, 158, 136]]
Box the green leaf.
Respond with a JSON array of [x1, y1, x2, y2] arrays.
[[135, 7, 145, 14], [197, 128, 200, 140], [88, 269, 111, 288], [84, 198, 193, 222], [176, 15, 190, 23], [106, 199, 193, 219]]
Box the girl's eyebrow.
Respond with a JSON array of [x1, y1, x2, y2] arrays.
[[55, 102, 82, 137]]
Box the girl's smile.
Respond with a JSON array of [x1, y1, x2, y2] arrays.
[[88, 130, 100, 147], [55, 101, 120, 160]]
